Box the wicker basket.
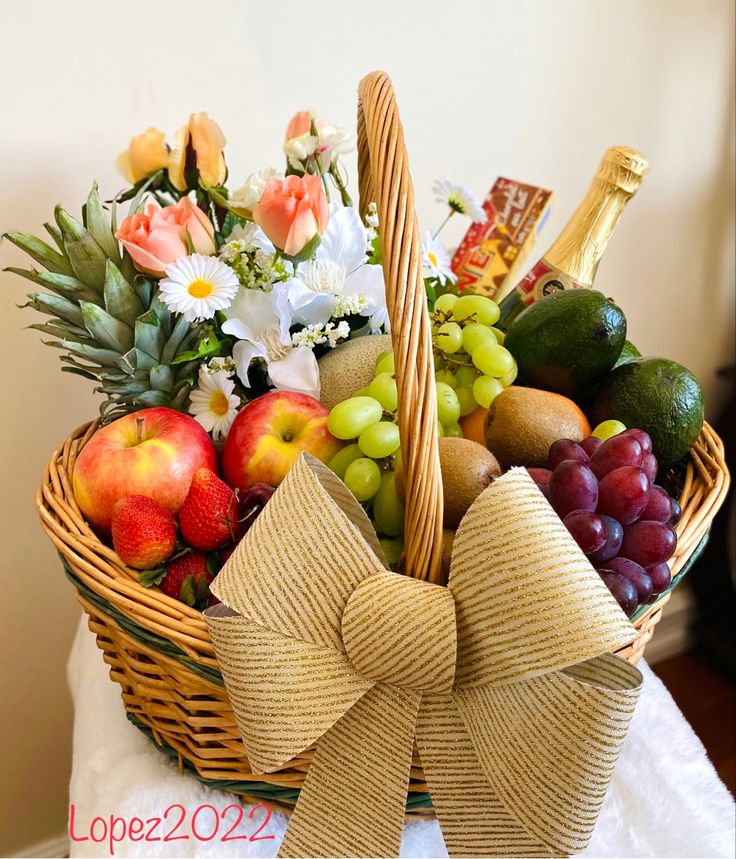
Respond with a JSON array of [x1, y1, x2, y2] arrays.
[[38, 71, 730, 813]]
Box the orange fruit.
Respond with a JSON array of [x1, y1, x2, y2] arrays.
[[459, 406, 488, 445]]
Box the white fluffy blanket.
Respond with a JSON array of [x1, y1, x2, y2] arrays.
[[67, 615, 735, 858]]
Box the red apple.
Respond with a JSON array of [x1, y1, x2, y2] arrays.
[[73, 407, 218, 532], [223, 391, 344, 491]]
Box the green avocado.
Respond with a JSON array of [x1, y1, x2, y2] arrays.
[[505, 290, 627, 398], [614, 340, 641, 368], [591, 358, 704, 471]]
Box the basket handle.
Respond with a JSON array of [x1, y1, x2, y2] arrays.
[[357, 71, 444, 584]]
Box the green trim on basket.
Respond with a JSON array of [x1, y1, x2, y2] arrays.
[[61, 556, 225, 686], [127, 713, 434, 811], [60, 530, 710, 812]]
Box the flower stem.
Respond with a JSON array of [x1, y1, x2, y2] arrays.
[[329, 161, 353, 208], [433, 210, 454, 239]]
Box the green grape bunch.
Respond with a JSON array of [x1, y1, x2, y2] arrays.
[[325, 292, 518, 566], [432, 293, 517, 411]]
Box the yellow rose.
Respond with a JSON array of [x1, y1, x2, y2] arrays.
[[115, 128, 169, 184], [168, 112, 227, 192]]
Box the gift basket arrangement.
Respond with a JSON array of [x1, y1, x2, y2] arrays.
[[6, 71, 730, 856]]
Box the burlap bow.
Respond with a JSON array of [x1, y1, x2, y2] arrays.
[[205, 455, 642, 858]]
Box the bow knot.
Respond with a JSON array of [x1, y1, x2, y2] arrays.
[[206, 455, 642, 858], [342, 572, 456, 694]]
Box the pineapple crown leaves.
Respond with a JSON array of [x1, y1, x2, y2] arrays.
[[3, 184, 201, 421]]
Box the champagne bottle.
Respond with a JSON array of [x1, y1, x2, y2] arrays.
[[496, 146, 648, 329]]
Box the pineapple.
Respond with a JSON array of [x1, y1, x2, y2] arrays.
[[3, 185, 202, 421]]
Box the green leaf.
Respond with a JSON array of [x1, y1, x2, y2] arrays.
[[161, 313, 193, 365], [195, 576, 212, 609], [25, 292, 84, 327], [61, 365, 100, 381], [116, 348, 138, 375], [132, 347, 158, 371], [4, 267, 98, 302], [55, 205, 108, 290], [171, 329, 220, 365], [178, 575, 197, 607], [101, 379, 150, 396], [150, 296, 173, 332], [29, 321, 91, 341], [424, 278, 436, 306], [169, 383, 193, 411], [132, 275, 154, 307], [281, 233, 321, 264], [133, 390, 170, 407], [103, 260, 144, 326], [85, 184, 121, 264], [220, 211, 240, 239], [61, 340, 122, 366], [139, 567, 167, 588], [80, 301, 134, 351], [134, 309, 165, 361], [3, 231, 73, 276], [149, 364, 174, 392], [199, 181, 254, 222], [127, 170, 163, 216], [43, 222, 67, 255]]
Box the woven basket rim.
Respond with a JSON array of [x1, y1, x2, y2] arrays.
[[39, 418, 730, 668]]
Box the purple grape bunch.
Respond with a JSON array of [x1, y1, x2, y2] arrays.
[[529, 429, 680, 617]]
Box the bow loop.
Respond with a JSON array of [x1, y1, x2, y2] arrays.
[[211, 455, 386, 652], [450, 469, 636, 688], [206, 604, 373, 773]]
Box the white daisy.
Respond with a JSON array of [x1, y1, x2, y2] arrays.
[[422, 232, 455, 285], [432, 178, 487, 223], [189, 367, 241, 440], [159, 254, 239, 323]]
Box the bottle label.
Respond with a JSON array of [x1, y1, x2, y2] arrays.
[[517, 259, 590, 305]]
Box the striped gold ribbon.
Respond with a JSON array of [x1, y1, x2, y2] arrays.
[[205, 456, 642, 858]]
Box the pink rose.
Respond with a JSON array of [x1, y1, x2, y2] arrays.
[[253, 175, 329, 258], [116, 197, 216, 276], [285, 110, 313, 141]]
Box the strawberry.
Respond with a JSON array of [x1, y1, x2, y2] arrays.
[[179, 468, 241, 551], [111, 495, 177, 570], [158, 551, 219, 609]]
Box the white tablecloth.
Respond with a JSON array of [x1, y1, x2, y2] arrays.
[[67, 614, 735, 858]]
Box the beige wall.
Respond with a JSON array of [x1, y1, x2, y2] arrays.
[[1, 0, 734, 853]]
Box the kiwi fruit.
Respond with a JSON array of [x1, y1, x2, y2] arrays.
[[318, 334, 392, 410], [483, 386, 590, 468], [395, 436, 501, 528]]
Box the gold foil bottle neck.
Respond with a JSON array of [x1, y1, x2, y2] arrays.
[[543, 144, 648, 283], [596, 146, 649, 195]]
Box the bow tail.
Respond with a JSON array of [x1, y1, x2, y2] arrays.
[[206, 606, 373, 774], [454, 654, 642, 856], [279, 684, 421, 859], [415, 696, 553, 858]]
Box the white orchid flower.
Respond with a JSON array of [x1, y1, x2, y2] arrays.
[[221, 283, 320, 399], [288, 205, 388, 330], [284, 125, 355, 173], [226, 221, 276, 254], [313, 124, 355, 170], [229, 167, 282, 213], [284, 134, 320, 171]]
